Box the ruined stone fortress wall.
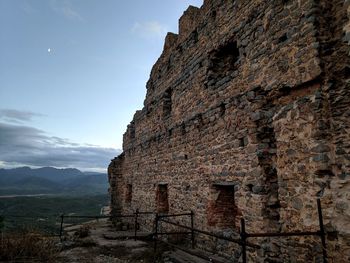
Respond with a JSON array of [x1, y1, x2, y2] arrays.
[[109, 0, 350, 261]]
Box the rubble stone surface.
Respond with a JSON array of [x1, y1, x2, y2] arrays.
[[108, 1, 350, 262]]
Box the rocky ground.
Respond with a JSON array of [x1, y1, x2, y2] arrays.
[[56, 219, 156, 263], [55, 219, 230, 263]]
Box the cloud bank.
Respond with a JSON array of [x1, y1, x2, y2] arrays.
[[0, 110, 120, 172]]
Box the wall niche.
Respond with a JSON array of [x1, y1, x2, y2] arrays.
[[207, 183, 238, 228], [206, 39, 240, 89]]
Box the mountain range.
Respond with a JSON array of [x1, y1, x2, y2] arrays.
[[0, 167, 109, 196]]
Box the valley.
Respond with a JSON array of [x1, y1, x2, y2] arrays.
[[0, 167, 110, 234], [0, 194, 109, 234]]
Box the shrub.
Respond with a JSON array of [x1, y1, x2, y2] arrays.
[[0, 229, 59, 262], [74, 225, 90, 238]]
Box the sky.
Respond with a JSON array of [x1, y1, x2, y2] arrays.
[[0, 0, 203, 172]]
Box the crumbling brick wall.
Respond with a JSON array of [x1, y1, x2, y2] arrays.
[[108, 0, 350, 261]]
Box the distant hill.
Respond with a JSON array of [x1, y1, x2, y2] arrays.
[[0, 167, 108, 196]]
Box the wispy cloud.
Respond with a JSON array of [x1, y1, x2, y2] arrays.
[[0, 122, 120, 172], [131, 21, 168, 39], [0, 109, 45, 124], [21, 1, 37, 14], [50, 0, 84, 21]]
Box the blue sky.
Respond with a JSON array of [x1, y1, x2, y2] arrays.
[[0, 0, 203, 171]]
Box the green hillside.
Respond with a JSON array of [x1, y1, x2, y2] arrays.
[[0, 194, 109, 234]]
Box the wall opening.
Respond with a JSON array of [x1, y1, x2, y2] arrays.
[[128, 122, 136, 139], [278, 33, 288, 43], [207, 184, 237, 228], [163, 88, 172, 118], [156, 184, 169, 213], [125, 184, 132, 203], [206, 39, 240, 89], [239, 136, 248, 147]]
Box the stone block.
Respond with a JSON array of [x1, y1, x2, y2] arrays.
[[108, 1, 350, 262]]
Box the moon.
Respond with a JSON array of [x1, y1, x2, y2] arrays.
[[48, 48, 51, 53]]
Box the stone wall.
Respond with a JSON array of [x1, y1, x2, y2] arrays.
[[108, 0, 350, 262]]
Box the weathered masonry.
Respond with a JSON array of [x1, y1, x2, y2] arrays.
[[109, 0, 350, 262]]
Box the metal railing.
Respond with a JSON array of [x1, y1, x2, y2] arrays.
[[1, 199, 328, 262], [153, 211, 194, 251], [154, 211, 260, 262], [240, 199, 327, 263], [58, 210, 154, 241], [153, 199, 327, 263]]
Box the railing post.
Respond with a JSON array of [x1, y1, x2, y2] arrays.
[[240, 218, 247, 263], [134, 208, 139, 241], [317, 199, 328, 263], [59, 214, 64, 242], [154, 213, 159, 253], [190, 210, 195, 249]]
